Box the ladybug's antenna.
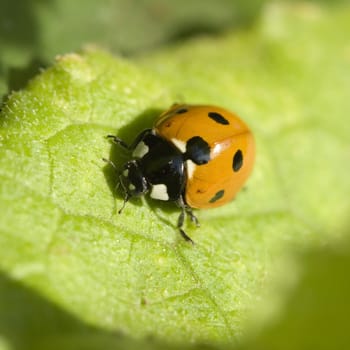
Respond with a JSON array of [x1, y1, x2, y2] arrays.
[[102, 157, 117, 170]]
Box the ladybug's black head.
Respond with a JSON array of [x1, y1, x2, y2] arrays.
[[120, 160, 149, 198]]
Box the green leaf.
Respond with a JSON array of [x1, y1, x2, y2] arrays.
[[0, 2, 350, 349]]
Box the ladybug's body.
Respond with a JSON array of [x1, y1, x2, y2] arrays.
[[107, 104, 255, 243]]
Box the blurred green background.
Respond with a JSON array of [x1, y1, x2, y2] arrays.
[[0, 0, 347, 97], [1, 0, 266, 98], [1, 1, 350, 350]]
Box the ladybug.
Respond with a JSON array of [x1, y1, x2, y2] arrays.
[[106, 104, 255, 243]]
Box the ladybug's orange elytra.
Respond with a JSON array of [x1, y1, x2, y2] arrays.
[[155, 105, 255, 209]]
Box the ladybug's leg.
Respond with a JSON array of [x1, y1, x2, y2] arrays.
[[186, 207, 200, 227], [107, 129, 152, 151], [177, 209, 195, 244], [176, 197, 195, 244], [117, 176, 130, 215]]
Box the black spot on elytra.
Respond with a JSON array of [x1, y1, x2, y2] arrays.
[[209, 189, 225, 203], [185, 136, 210, 165], [233, 150, 243, 172], [208, 112, 229, 125], [176, 108, 188, 114]]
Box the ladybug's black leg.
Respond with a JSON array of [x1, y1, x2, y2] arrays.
[[118, 193, 130, 214], [176, 197, 195, 244], [177, 210, 195, 244], [186, 207, 200, 227], [107, 129, 152, 151], [118, 174, 130, 214]]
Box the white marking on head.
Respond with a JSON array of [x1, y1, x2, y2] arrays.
[[171, 138, 187, 153], [129, 183, 136, 191], [123, 169, 129, 177], [132, 141, 149, 158], [150, 184, 169, 201], [186, 160, 196, 179]]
